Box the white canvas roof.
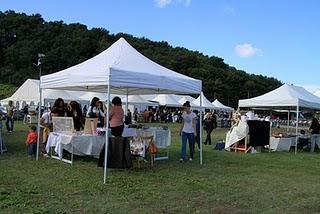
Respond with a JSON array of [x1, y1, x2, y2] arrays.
[[193, 92, 216, 109], [152, 94, 181, 107], [1, 79, 84, 104], [212, 99, 233, 112], [239, 84, 320, 110], [127, 95, 156, 105], [178, 96, 196, 105], [40, 38, 202, 95]]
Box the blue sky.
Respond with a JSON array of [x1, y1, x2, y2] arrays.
[[1, 0, 320, 91]]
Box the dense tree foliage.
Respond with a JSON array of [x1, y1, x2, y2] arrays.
[[0, 11, 282, 107]]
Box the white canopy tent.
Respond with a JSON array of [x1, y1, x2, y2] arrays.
[[239, 84, 320, 153], [0, 79, 86, 107], [212, 99, 233, 112], [193, 92, 217, 109], [152, 94, 182, 107], [39, 37, 203, 183]]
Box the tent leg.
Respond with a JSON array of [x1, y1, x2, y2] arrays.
[[295, 106, 299, 154], [104, 74, 111, 184], [199, 92, 203, 165], [287, 111, 290, 132], [36, 88, 42, 161], [125, 88, 128, 117]]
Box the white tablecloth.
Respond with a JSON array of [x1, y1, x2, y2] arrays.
[[46, 132, 105, 158], [270, 137, 292, 151], [137, 128, 171, 148], [46, 127, 171, 159]]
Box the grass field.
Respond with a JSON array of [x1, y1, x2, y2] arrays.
[[1, 121, 320, 213]]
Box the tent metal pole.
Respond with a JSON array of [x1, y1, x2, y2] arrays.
[[125, 88, 128, 116], [287, 110, 290, 132], [36, 85, 42, 161], [104, 71, 111, 184], [199, 92, 203, 165], [295, 105, 299, 154]]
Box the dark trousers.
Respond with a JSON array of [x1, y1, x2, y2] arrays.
[[28, 144, 36, 156], [6, 117, 14, 132], [111, 125, 124, 137], [205, 129, 213, 145]]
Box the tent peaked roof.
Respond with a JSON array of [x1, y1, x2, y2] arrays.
[[178, 96, 196, 105], [193, 92, 216, 109], [2, 79, 39, 102], [1, 79, 84, 103], [40, 38, 202, 95], [152, 94, 181, 107], [239, 84, 320, 110], [212, 99, 233, 111]]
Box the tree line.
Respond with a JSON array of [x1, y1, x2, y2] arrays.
[[0, 10, 282, 106]]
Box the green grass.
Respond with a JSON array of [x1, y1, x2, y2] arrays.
[[1, 121, 320, 213]]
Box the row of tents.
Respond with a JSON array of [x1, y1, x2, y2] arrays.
[[0, 79, 233, 112]]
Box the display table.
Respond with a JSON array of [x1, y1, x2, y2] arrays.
[[46, 127, 171, 164], [46, 132, 105, 163], [270, 137, 292, 151]]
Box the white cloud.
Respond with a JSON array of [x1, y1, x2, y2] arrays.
[[224, 5, 236, 15], [155, 0, 172, 8], [154, 0, 191, 8], [235, 43, 260, 58], [184, 0, 191, 7]]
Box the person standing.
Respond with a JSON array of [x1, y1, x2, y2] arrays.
[[67, 101, 84, 131], [87, 97, 100, 118], [179, 101, 197, 162], [6, 100, 15, 133], [52, 98, 65, 117], [309, 117, 320, 152], [204, 113, 217, 145], [23, 104, 29, 124], [25, 125, 37, 158], [109, 97, 124, 137]]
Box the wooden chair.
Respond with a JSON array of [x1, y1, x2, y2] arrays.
[[230, 135, 251, 153], [140, 136, 156, 168]]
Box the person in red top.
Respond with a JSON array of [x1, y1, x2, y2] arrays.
[[109, 96, 124, 137], [25, 125, 37, 157]]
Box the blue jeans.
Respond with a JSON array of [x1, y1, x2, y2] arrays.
[[310, 134, 320, 152], [28, 144, 36, 156], [6, 117, 14, 132], [181, 132, 195, 160]]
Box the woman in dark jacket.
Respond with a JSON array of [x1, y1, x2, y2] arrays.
[[204, 112, 216, 145], [309, 117, 320, 152], [67, 101, 83, 131]]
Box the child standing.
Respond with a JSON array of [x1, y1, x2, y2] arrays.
[[25, 125, 37, 157]]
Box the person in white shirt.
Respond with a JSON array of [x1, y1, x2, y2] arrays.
[[86, 97, 100, 118], [179, 101, 197, 162]]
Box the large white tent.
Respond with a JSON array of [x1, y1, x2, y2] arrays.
[[127, 95, 156, 105], [39, 37, 203, 183], [0, 79, 85, 107], [239, 84, 320, 153], [152, 94, 182, 107], [212, 99, 233, 112], [193, 92, 216, 109], [239, 84, 320, 109]]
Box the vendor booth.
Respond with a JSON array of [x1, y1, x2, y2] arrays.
[[239, 84, 320, 153], [39, 37, 203, 183]]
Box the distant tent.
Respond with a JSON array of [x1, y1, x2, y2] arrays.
[[0, 79, 85, 107], [212, 99, 233, 112], [193, 92, 216, 109], [152, 94, 181, 107]]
